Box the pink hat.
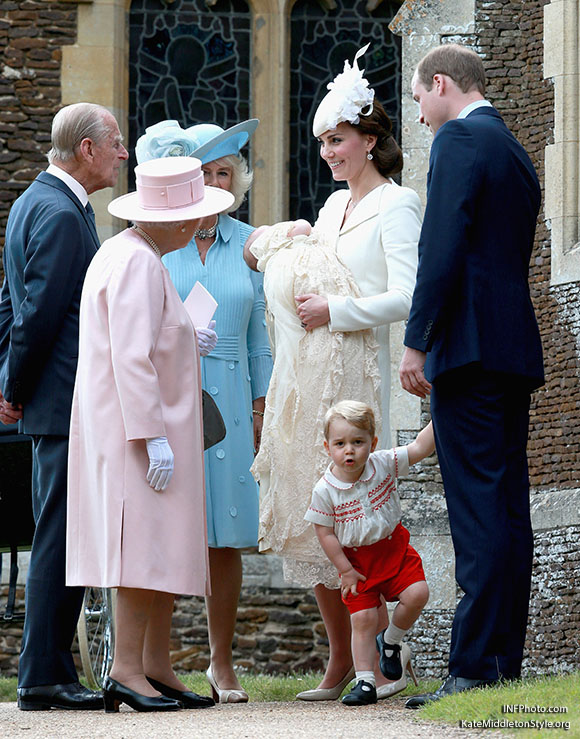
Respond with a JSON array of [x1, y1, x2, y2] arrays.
[[108, 156, 234, 222]]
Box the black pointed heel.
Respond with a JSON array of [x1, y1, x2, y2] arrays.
[[103, 677, 182, 713], [146, 676, 215, 708]]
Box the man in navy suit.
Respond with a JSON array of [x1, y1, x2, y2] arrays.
[[399, 45, 544, 707], [0, 103, 128, 710]]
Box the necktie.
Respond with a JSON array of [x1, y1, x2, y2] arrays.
[[85, 201, 96, 226]]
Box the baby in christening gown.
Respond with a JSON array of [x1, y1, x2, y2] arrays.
[[244, 220, 382, 587]]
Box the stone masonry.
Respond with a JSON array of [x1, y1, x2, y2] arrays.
[[1, 0, 579, 682]]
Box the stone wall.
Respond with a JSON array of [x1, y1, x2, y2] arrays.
[[0, 0, 76, 258], [475, 0, 579, 493]]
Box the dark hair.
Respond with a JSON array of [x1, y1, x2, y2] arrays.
[[416, 44, 486, 96], [351, 100, 403, 178]]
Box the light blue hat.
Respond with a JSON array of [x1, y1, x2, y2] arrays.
[[184, 120, 259, 164], [136, 119, 259, 166]]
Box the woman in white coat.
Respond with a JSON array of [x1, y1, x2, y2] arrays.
[[67, 157, 233, 712], [293, 47, 422, 700]]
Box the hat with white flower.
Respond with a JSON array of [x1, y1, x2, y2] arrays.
[[312, 44, 375, 138]]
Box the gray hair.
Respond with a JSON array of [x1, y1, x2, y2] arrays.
[[47, 103, 111, 164], [133, 220, 189, 232], [218, 153, 253, 213]]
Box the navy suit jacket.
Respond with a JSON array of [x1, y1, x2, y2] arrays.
[[0, 171, 100, 435], [404, 107, 544, 389]]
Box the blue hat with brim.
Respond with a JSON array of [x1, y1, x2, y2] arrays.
[[136, 119, 259, 166], [185, 119, 259, 164]]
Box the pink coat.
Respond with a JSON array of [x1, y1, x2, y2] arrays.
[[66, 228, 209, 596]]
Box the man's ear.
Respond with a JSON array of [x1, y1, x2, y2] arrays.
[[432, 73, 445, 95], [78, 137, 94, 162]]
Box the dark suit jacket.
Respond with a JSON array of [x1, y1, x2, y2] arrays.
[[0, 171, 100, 435], [404, 106, 544, 389]]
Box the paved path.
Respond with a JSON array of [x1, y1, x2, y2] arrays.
[[1, 699, 508, 738]]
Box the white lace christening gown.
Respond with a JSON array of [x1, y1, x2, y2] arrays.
[[250, 223, 382, 588]]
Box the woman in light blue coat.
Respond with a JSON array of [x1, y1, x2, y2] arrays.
[[136, 120, 272, 703]]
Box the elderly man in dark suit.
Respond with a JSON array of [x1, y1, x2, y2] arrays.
[[399, 45, 544, 707], [0, 103, 128, 710]]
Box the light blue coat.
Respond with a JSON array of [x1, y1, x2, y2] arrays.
[[163, 215, 272, 547]]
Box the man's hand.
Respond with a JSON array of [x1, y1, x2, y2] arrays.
[[399, 347, 432, 398], [0, 390, 23, 425], [295, 293, 330, 331]]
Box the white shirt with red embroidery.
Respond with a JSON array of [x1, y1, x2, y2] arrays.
[[304, 447, 409, 548]]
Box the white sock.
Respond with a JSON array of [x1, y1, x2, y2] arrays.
[[384, 622, 407, 646], [355, 670, 375, 686]]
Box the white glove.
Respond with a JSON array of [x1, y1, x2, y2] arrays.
[[145, 436, 174, 491], [196, 319, 217, 356]]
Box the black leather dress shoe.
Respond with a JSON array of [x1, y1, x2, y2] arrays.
[[405, 675, 498, 709], [17, 682, 103, 711], [146, 676, 215, 708]]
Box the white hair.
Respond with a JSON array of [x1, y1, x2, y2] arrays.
[[47, 103, 111, 164], [218, 153, 253, 213]]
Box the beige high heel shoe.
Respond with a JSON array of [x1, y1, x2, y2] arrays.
[[206, 666, 248, 704], [376, 643, 418, 700], [296, 666, 355, 701]]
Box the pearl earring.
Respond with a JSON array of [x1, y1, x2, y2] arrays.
[[367, 152, 373, 161], [181, 225, 187, 233]]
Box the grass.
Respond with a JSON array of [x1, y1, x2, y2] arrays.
[[1, 670, 578, 738], [418, 672, 579, 738]]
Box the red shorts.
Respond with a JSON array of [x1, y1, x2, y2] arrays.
[[341, 523, 426, 615]]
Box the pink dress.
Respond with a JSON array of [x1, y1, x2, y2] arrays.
[[66, 228, 209, 596]]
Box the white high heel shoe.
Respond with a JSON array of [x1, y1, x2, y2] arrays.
[[376, 643, 418, 700], [296, 666, 355, 701], [206, 666, 248, 704]]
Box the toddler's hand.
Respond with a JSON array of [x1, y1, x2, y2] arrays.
[[339, 567, 366, 597]]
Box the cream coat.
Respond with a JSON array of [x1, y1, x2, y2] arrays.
[[66, 229, 209, 596], [315, 182, 422, 445]]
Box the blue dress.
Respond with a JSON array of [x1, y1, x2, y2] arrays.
[[163, 215, 272, 548]]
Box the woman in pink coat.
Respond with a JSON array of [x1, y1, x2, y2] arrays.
[[67, 157, 233, 712]]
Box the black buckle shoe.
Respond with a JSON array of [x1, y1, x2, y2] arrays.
[[405, 675, 498, 709], [375, 631, 403, 680], [342, 680, 377, 706], [17, 682, 103, 711]]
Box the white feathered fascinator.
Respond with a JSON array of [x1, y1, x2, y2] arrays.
[[312, 44, 375, 137]]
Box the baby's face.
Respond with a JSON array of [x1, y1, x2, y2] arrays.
[[243, 225, 270, 271]]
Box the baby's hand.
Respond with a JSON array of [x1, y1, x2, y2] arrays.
[[339, 567, 367, 597], [287, 219, 312, 238]]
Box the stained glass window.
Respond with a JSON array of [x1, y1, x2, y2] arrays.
[[128, 0, 252, 217], [289, 0, 402, 223]]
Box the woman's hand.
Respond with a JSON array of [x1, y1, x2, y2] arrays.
[[145, 436, 174, 491], [295, 293, 330, 330], [196, 320, 217, 356], [340, 566, 367, 597], [252, 397, 265, 454]]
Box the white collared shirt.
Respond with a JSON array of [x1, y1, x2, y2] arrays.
[[457, 99, 493, 119], [304, 447, 409, 548], [46, 163, 89, 208]]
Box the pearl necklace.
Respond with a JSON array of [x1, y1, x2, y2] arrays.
[[193, 218, 218, 241], [131, 224, 161, 258]]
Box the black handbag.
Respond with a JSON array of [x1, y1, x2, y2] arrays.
[[202, 389, 226, 450]]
